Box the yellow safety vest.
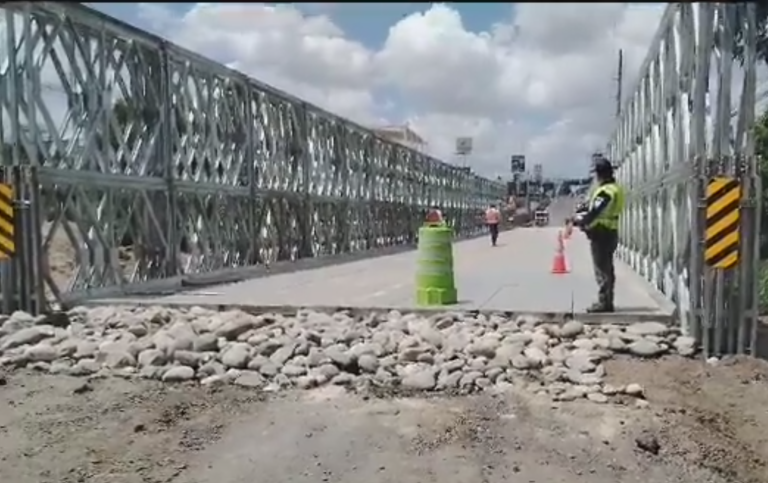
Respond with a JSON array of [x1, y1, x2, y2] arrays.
[[588, 182, 624, 230]]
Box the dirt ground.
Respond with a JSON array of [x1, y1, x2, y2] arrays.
[[604, 355, 768, 483], [1, 355, 767, 483]]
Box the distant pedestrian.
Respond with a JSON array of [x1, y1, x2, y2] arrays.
[[485, 203, 501, 246]]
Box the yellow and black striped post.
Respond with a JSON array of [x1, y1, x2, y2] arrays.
[[0, 183, 14, 260], [704, 177, 740, 269]]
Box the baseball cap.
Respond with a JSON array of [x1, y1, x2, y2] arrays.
[[591, 156, 614, 174]]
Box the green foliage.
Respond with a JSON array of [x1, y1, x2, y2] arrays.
[[743, 3, 768, 308], [760, 260, 768, 306], [757, 111, 768, 309], [756, 110, 768, 254]]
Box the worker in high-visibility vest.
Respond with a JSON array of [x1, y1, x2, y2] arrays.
[[572, 157, 625, 313], [484, 203, 501, 246]]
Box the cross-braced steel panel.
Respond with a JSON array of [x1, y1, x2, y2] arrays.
[[608, 3, 761, 355], [0, 3, 505, 308]]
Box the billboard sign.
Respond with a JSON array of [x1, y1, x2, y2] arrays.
[[511, 154, 526, 173], [455, 137, 473, 156]]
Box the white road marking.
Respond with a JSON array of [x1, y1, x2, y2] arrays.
[[370, 283, 405, 298]]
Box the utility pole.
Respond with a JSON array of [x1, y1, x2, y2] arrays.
[[615, 49, 624, 119]]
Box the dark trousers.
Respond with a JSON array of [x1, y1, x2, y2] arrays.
[[488, 223, 499, 245], [588, 228, 619, 307]]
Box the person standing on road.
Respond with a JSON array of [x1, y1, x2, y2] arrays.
[[572, 157, 625, 313], [485, 203, 501, 246]]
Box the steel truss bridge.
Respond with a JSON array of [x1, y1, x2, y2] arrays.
[[0, 3, 762, 357]]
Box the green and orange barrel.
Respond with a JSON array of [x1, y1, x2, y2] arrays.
[[415, 223, 457, 306]]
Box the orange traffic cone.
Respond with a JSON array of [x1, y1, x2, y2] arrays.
[[551, 232, 569, 274]]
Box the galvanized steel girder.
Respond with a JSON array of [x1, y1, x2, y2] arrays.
[[0, 2, 505, 303], [607, 3, 761, 353]]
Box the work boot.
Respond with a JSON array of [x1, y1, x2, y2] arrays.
[[586, 302, 614, 313]]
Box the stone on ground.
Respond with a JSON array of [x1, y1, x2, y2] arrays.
[[0, 307, 696, 404]]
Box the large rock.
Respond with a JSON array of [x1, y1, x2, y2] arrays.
[[1, 326, 56, 351], [627, 339, 667, 357], [0, 307, 694, 404]]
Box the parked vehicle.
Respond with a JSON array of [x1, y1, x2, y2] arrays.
[[534, 210, 550, 226]]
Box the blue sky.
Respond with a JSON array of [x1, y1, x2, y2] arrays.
[[91, 3, 516, 50], [302, 3, 515, 47]]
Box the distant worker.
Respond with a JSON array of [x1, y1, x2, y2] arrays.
[[485, 203, 501, 246], [572, 157, 625, 313], [425, 205, 444, 225]]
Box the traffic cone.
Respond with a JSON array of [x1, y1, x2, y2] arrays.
[[551, 233, 569, 274]]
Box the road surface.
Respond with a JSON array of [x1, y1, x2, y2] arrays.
[[99, 224, 671, 318]]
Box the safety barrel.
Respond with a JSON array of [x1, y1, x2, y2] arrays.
[[415, 224, 457, 306]]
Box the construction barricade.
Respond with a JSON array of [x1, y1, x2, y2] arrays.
[[415, 223, 457, 306]]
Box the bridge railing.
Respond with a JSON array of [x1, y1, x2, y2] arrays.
[[0, 3, 505, 312], [608, 3, 761, 356]]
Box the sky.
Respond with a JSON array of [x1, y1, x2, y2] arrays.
[[5, 3, 765, 179]]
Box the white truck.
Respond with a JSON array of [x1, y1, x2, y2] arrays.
[[534, 209, 550, 226]]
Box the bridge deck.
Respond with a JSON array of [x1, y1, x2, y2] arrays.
[[110, 227, 672, 317]]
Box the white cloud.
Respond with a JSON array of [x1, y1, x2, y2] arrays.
[[375, 5, 518, 120], [151, 3, 378, 125], [141, 2, 673, 179], [5, 2, 763, 180]]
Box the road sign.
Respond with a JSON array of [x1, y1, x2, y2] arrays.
[[455, 137, 473, 155], [704, 177, 741, 269], [510, 155, 526, 173], [533, 163, 543, 182]]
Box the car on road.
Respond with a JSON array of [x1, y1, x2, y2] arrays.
[[534, 209, 550, 226]]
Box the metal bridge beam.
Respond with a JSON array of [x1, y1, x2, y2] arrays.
[[608, 3, 761, 356], [0, 3, 505, 310]]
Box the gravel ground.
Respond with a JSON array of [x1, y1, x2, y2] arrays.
[[0, 306, 767, 482]]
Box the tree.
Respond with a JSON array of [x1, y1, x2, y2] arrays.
[[755, 111, 768, 308]]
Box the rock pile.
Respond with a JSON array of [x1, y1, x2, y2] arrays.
[[0, 306, 696, 401]]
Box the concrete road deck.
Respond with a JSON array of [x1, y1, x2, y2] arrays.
[[113, 226, 672, 317]]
